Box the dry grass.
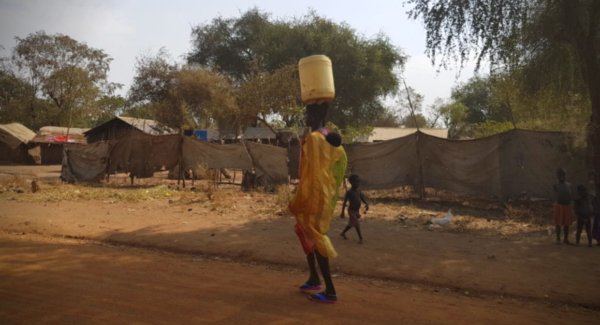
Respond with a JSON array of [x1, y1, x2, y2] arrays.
[[0, 175, 189, 203], [273, 185, 293, 216], [1, 172, 556, 241]]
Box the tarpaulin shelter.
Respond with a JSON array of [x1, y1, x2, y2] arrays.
[[84, 117, 174, 143], [107, 130, 180, 178], [347, 130, 587, 200], [29, 126, 88, 165], [0, 123, 37, 164], [63, 127, 588, 200], [61, 141, 109, 182]]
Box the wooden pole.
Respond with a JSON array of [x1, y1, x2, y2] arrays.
[[506, 93, 518, 130], [178, 130, 183, 186], [402, 79, 426, 199]]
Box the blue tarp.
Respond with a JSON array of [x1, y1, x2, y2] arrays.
[[184, 129, 208, 140]]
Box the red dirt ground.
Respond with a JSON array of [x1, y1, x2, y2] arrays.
[[0, 232, 596, 325], [1, 165, 599, 324]]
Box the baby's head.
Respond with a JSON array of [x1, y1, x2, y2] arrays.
[[326, 131, 342, 147]]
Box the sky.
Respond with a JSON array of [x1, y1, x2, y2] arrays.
[[0, 0, 478, 113]]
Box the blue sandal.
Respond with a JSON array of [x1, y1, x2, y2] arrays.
[[308, 292, 337, 304], [299, 283, 323, 291]]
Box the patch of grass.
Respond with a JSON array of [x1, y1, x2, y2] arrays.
[[274, 185, 292, 216], [0, 176, 188, 203], [451, 215, 476, 232]]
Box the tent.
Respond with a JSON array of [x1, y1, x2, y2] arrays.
[[0, 123, 37, 164]]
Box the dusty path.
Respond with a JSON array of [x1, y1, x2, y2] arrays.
[[0, 232, 596, 325], [1, 200, 599, 309]]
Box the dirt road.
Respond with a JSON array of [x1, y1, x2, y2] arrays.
[[0, 232, 595, 325], [2, 200, 599, 308]]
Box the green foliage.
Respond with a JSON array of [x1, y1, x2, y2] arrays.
[[188, 8, 406, 129], [93, 95, 127, 126], [120, 103, 155, 120], [400, 114, 428, 128], [128, 50, 238, 130], [451, 76, 508, 124], [372, 108, 402, 127], [1, 31, 121, 129], [326, 121, 373, 144], [431, 101, 470, 138], [235, 64, 303, 127], [473, 121, 514, 138]]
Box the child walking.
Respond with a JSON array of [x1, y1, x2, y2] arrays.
[[340, 175, 369, 244], [574, 185, 594, 247], [553, 168, 574, 244]]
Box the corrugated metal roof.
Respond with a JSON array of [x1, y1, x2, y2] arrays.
[[117, 117, 174, 135], [367, 127, 448, 142], [0, 123, 37, 149]]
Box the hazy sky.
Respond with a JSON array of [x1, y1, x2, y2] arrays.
[[0, 0, 478, 111]]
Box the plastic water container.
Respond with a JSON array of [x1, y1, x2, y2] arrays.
[[298, 55, 335, 104]]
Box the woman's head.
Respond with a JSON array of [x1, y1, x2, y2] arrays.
[[306, 102, 329, 128]]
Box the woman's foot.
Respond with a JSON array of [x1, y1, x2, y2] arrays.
[[340, 233, 348, 240], [555, 239, 562, 245], [299, 283, 323, 291], [308, 291, 337, 304], [563, 240, 572, 245], [359, 239, 363, 244]]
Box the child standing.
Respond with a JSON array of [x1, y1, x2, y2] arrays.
[[553, 168, 574, 244], [340, 175, 369, 244], [574, 185, 594, 247]]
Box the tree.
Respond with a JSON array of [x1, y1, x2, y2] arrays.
[[93, 95, 127, 126], [128, 50, 238, 130], [372, 108, 402, 127], [401, 113, 428, 128], [235, 64, 303, 127], [407, 0, 600, 184], [451, 76, 505, 124], [188, 8, 406, 129], [4, 31, 121, 129], [436, 102, 470, 138]]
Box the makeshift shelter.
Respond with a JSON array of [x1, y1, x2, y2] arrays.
[[242, 127, 304, 147], [61, 141, 109, 182], [29, 127, 88, 165], [84, 117, 174, 143], [107, 130, 180, 178], [184, 129, 238, 142], [347, 130, 587, 200], [39, 126, 90, 136], [0, 123, 37, 164], [365, 127, 448, 142]]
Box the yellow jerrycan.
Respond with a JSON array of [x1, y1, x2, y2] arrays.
[[298, 55, 335, 104]]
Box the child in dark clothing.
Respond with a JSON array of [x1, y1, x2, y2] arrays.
[[553, 168, 574, 244], [574, 184, 594, 247], [340, 174, 369, 244]]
